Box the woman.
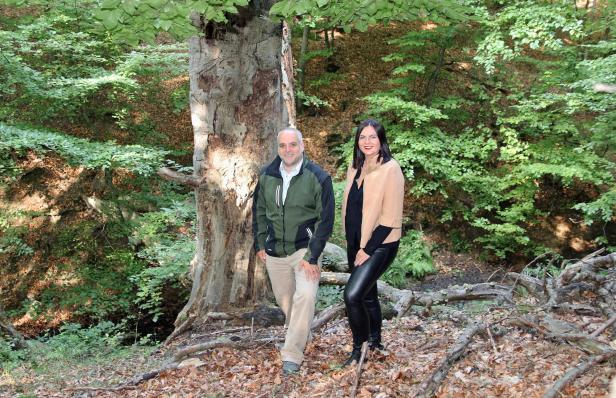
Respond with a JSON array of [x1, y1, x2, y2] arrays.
[[341, 119, 405, 365]]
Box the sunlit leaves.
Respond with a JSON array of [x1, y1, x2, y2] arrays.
[[0, 123, 169, 176], [475, 1, 585, 74]]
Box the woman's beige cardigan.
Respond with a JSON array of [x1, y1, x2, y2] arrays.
[[341, 157, 405, 250]]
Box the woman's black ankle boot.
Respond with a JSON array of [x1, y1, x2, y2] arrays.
[[368, 334, 384, 351], [343, 345, 363, 366], [369, 341, 384, 351]]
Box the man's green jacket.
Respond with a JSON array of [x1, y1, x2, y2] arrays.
[[252, 156, 334, 265]]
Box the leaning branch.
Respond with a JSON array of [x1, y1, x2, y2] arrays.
[[157, 167, 206, 188]]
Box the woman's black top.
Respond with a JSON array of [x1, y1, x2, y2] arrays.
[[345, 168, 396, 255]]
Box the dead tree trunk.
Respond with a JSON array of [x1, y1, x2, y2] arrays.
[[171, 1, 295, 337]]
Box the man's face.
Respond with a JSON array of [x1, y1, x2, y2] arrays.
[[278, 131, 304, 169]]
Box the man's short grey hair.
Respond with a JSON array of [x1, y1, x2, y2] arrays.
[[277, 127, 303, 144]]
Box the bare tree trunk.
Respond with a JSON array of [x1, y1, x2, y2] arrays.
[[172, 1, 295, 335]]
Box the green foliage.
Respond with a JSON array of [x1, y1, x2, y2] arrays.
[[382, 231, 435, 288], [296, 90, 331, 109], [0, 123, 169, 176], [0, 320, 155, 375], [38, 250, 147, 322], [0, 5, 188, 127], [92, 0, 249, 44], [308, 72, 342, 88], [366, 0, 616, 259], [39, 321, 126, 361], [316, 285, 343, 311], [328, 181, 348, 247], [271, 0, 472, 33], [475, 1, 584, 74], [130, 200, 194, 322], [169, 84, 190, 114], [0, 210, 35, 257], [573, 189, 616, 225], [0, 337, 27, 370]]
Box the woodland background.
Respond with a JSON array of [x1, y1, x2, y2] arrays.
[[0, 0, 615, 397]]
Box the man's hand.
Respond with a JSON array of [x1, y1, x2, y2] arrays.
[[300, 259, 321, 282], [354, 249, 370, 266], [257, 249, 266, 262]]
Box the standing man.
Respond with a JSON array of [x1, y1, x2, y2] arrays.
[[252, 127, 335, 375]]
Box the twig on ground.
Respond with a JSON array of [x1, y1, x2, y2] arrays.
[[350, 341, 369, 398], [415, 321, 485, 398], [590, 314, 616, 338]]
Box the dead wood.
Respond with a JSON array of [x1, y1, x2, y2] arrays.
[[311, 303, 345, 330], [350, 341, 369, 398], [559, 253, 616, 286], [415, 321, 486, 398], [157, 167, 206, 187], [591, 314, 616, 338], [510, 316, 613, 355], [542, 350, 616, 398], [320, 272, 513, 313], [173, 336, 237, 362], [505, 272, 547, 298]]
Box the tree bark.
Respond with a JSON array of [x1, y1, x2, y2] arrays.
[[172, 0, 295, 335]]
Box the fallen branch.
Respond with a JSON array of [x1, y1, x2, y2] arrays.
[[320, 272, 513, 313], [415, 321, 485, 398], [590, 314, 616, 338], [510, 316, 613, 355], [559, 253, 616, 286], [173, 336, 236, 362], [350, 342, 369, 398], [311, 303, 345, 330], [157, 167, 206, 188], [542, 350, 616, 398]]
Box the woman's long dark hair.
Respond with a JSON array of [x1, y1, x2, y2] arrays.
[[351, 119, 392, 169]]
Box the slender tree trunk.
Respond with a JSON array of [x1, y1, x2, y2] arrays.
[[173, 1, 295, 333], [297, 24, 310, 92], [424, 44, 447, 107], [324, 28, 330, 50]]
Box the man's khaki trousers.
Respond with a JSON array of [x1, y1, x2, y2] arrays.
[[266, 248, 319, 365]]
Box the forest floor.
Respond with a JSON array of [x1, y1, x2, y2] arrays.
[[4, 296, 615, 397], [1, 19, 615, 398]]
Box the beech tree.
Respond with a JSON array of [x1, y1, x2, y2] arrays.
[[94, 0, 469, 336]]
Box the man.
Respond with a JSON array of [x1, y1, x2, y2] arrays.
[[252, 127, 335, 375]]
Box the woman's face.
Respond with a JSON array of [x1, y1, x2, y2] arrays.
[[358, 125, 380, 158]]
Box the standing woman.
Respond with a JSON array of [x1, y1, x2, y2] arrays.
[[341, 119, 405, 365]]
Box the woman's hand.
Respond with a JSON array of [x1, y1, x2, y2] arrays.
[[354, 249, 370, 266]]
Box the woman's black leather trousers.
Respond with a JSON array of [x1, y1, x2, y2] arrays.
[[344, 243, 399, 347]]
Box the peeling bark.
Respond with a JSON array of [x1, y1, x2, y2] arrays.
[[172, 0, 295, 337]]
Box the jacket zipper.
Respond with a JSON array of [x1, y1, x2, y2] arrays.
[[279, 182, 288, 255]]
